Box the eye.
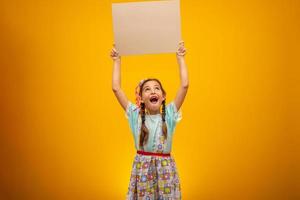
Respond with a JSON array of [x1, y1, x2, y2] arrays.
[[155, 87, 160, 90], [145, 88, 150, 91]]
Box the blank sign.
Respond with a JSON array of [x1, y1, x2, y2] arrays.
[[112, 0, 181, 55]]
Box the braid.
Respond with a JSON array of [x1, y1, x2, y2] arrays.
[[139, 102, 149, 150], [141, 102, 145, 123], [162, 99, 168, 139]]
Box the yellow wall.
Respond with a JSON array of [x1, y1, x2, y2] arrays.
[[0, 0, 299, 199]]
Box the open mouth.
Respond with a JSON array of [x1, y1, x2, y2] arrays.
[[149, 96, 159, 104]]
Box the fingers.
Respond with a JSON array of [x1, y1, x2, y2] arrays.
[[178, 40, 186, 52], [110, 48, 116, 55], [110, 44, 120, 60], [112, 44, 118, 52], [110, 51, 119, 58], [111, 44, 119, 54], [111, 49, 117, 55], [179, 41, 185, 50], [178, 46, 185, 51], [112, 47, 118, 54], [177, 44, 186, 52], [176, 41, 187, 56]]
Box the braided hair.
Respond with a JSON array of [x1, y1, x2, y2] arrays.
[[138, 79, 168, 150]]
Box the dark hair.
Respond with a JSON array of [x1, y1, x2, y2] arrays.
[[138, 78, 168, 150]]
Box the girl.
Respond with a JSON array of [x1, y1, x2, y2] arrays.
[[110, 41, 188, 200]]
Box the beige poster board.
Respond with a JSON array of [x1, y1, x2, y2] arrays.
[[112, 0, 181, 55]]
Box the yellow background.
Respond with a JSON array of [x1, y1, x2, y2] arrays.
[[0, 0, 299, 199]]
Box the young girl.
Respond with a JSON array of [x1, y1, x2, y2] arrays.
[[110, 41, 188, 200]]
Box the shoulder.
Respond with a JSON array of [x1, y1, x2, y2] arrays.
[[125, 101, 140, 118], [165, 101, 182, 122], [166, 101, 178, 113], [126, 101, 138, 111]]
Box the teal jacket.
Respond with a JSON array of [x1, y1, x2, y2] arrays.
[[125, 101, 182, 153]]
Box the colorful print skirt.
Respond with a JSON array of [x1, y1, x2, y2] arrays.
[[126, 153, 181, 200]]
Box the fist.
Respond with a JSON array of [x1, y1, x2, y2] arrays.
[[176, 41, 187, 57], [110, 44, 120, 61]]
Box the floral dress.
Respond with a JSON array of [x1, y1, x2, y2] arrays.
[[125, 101, 182, 200]]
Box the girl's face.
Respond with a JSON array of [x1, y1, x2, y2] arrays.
[[141, 80, 165, 114]]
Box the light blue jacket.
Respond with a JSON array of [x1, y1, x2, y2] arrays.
[[125, 101, 182, 153]]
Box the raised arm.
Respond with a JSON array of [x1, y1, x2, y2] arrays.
[[111, 44, 129, 111], [174, 41, 189, 111]]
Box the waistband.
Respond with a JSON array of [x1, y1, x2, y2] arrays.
[[137, 150, 171, 157]]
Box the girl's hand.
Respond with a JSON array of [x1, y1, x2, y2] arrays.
[[176, 41, 187, 58], [110, 44, 120, 61]]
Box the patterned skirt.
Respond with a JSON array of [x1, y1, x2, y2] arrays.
[[126, 153, 181, 200]]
